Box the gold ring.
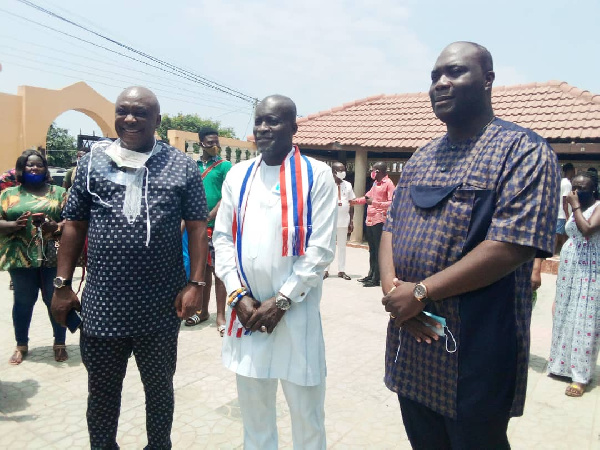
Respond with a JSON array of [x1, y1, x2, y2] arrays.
[[260, 325, 267, 332], [390, 314, 396, 319]]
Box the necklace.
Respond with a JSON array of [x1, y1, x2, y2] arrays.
[[481, 115, 496, 132]]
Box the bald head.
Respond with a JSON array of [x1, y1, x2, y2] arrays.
[[253, 94, 299, 165], [117, 86, 160, 114], [442, 41, 493, 73], [429, 41, 495, 130], [115, 86, 161, 152], [258, 95, 297, 123]]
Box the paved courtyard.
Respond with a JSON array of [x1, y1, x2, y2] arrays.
[[0, 246, 598, 449]]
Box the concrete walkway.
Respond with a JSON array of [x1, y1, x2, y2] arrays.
[[0, 246, 598, 449]]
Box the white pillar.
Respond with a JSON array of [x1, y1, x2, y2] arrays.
[[350, 150, 368, 242]]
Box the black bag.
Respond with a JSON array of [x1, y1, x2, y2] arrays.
[[42, 238, 86, 268], [42, 239, 60, 268]]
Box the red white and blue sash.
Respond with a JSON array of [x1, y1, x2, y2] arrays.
[[228, 146, 314, 337]]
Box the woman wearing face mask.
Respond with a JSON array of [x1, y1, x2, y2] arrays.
[[548, 171, 600, 397], [0, 149, 68, 364]]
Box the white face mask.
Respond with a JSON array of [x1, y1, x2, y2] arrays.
[[105, 140, 154, 169], [335, 171, 346, 180], [88, 139, 159, 247]]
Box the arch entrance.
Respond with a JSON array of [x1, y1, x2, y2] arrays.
[[0, 82, 116, 170]]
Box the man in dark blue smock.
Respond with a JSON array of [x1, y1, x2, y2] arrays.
[[380, 42, 560, 449]]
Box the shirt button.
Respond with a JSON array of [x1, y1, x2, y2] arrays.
[[440, 166, 447, 172]]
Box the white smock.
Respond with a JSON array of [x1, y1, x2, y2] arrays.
[[214, 156, 337, 387]]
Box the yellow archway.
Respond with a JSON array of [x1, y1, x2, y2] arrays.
[[0, 82, 116, 171]]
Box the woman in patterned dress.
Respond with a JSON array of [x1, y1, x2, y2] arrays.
[[0, 150, 68, 364], [548, 172, 600, 397]]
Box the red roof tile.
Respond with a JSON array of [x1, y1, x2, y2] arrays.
[[293, 81, 600, 148]]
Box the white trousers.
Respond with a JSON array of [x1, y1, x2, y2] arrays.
[[236, 374, 326, 450], [327, 227, 348, 272]]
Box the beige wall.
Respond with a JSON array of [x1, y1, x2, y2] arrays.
[[168, 130, 257, 163], [0, 82, 116, 171], [0, 93, 23, 170]]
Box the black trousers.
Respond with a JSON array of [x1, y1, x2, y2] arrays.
[[365, 222, 383, 282], [399, 396, 511, 450], [81, 328, 179, 450]]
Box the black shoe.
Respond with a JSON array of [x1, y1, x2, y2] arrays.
[[363, 280, 380, 287], [358, 276, 372, 283]]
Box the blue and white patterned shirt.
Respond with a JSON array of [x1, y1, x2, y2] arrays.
[[64, 141, 208, 337], [383, 118, 560, 419]]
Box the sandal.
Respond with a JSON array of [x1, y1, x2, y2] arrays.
[[185, 313, 209, 327], [338, 272, 351, 280], [9, 345, 28, 365], [323, 271, 329, 280], [565, 383, 586, 397], [53, 344, 68, 363], [217, 324, 226, 337]]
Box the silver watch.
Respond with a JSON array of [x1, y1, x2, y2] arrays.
[[275, 293, 291, 311]]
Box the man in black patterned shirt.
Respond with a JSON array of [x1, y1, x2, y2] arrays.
[[52, 86, 208, 449]]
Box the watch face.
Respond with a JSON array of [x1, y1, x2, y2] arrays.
[[414, 284, 427, 299], [53, 277, 63, 289], [276, 295, 291, 310]]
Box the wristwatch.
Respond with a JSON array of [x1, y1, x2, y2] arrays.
[[53, 277, 72, 289], [413, 282, 431, 305], [275, 293, 292, 311]]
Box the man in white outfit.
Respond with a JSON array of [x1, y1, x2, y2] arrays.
[[324, 161, 355, 280], [214, 94, 337, 450]]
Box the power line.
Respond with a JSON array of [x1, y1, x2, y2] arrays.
[[0, 58, 253, 116], [14, 0, 258, 104], [0, 32, 243, 107], [0, 45, 249, 110], [0, 7, 255, 104]]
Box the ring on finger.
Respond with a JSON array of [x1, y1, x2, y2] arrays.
[[390, 313, 396, 319], [260, 325, 267, 332]]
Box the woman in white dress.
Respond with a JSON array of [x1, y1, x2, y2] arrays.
[[548, 172, 600, 397]]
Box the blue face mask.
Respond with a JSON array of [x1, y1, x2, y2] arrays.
[[23, 172, 46, 185], [422, 311, 457, 353]]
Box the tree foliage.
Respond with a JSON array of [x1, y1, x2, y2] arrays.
[[157, 113, 236, 143], [46, 123, 77, 168]]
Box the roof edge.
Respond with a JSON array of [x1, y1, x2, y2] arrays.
[[297, 94, 386, 124]]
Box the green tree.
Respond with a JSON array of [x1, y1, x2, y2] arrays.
[[46, 123, 77, 168], [157, 113, 236, 143]]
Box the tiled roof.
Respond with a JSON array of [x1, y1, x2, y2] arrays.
[[292, 81, 600, 149]]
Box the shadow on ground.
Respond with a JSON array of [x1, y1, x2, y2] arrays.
[[0, 379, 40, 417]]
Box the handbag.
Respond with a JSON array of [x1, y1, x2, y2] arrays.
[[42, 239, 60, 268], [42, 238, 87, 268]]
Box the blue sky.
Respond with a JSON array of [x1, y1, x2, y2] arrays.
[[1, 0, 598, 140]]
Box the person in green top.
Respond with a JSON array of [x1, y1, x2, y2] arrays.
[[184, 129, 232, 336], [0, 149, 68, 364]]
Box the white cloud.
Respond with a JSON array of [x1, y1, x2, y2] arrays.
[[494, 65, 529, 87], [185, 0, 433, 115]]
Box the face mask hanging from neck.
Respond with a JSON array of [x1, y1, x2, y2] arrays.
[[371, 170, 378, 180], [87, 139, 159, 247]]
